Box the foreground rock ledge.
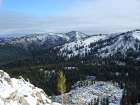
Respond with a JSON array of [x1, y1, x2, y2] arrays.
[[0, 70, 60, 105]]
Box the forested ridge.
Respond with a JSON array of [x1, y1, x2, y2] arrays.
[[0, 43, 28, 63]]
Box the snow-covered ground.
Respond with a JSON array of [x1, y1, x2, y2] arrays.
[[58, 34, 109, 58], [50, 80, 123, 105], [0, 70, 60, 105]]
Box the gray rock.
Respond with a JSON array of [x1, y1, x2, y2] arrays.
[[4, 77, 13, 86]]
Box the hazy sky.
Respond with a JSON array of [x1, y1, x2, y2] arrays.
[[0, 0, 140, 37]]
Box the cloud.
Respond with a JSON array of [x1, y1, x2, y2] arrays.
[[0, 0, 140, 37]]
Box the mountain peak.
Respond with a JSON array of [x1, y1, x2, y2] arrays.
[[66, 31, 85, 35], [66, 31, 88, 41]]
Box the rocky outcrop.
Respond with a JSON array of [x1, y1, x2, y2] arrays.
[[0, 70, 4, 77], [4, 77, 12, 86], [0, 70, 61, 105]]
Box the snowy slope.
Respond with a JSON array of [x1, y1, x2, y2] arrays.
[[50, 80, 123, 105], [132, 30, 140, 40], [58, 29, 140, 59], [58, 34, 109, 58], [97, 30, 140, 57], [0, 70, 60, 105]]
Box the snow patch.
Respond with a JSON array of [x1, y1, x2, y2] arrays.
[[51, 81, 123, 105]]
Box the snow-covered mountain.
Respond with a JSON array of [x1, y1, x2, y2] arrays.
[[0, 29, 140, 60], [65, 31, 88, 41], [50, 80, 123, 105], [0, 31, 88, 49], [96, 29, 140, 58], [0, 70, 60, 105], [58, 29, 140, 59], [57, 34, 110, 57]]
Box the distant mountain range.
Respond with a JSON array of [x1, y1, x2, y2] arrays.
[[0, 31, 88, 63], [0, 31, 88, 50], [0, 29, 140, 63]]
